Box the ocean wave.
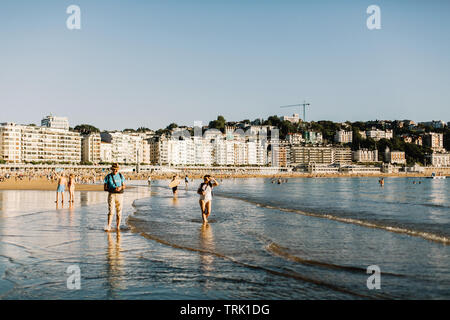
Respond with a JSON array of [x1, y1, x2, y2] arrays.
[[127, 215, 385, 299], [265, 241, 406, 278], [215, 193, 450, 245]]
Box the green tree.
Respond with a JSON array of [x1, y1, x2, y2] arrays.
[[209, 116, 226, 132], [74, 124, 100, 135], [166, 123, 178, 131], [444, 129, 450, 151], [263, 115, 282, 127]]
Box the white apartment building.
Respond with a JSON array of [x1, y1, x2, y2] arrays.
[[423, 132, 445, 152], [41, 115, 70, 130], [0, 123, 21, 163], [214, 139, 236, 165], [101, 131, 145, 164], [427, 152, 450, 167], [281, 114, 300, 124], [81, 133, 101, 164], [141, 139, 151, 164], [100, 142, 113, 163], [0, 122, 81, 164], [333, 147, 352, 165], [193, 136, 214, 166], [353, 149, 379, 163], [334, 130, 353, 144], [365, 128, 394, 141], [286, 133, 305, 144], [148, 132, 268, 167]]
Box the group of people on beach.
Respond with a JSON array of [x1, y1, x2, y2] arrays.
[[55, 173, 76, 203], [101, 164, 221, 233]]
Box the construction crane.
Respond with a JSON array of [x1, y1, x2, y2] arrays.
[[280, 101, 311, 122]]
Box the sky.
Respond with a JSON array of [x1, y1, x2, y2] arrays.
[[0, 0, 449, 131]]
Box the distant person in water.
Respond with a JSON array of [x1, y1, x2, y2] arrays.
[[104, 163, 126, 232], [68, 174, 76, 203], [185, 175, 189, 189], [197, 175, 219, 223], [379, 177, 384, 187], [171, 175, 179, 196], [55, 173, 67, 204]]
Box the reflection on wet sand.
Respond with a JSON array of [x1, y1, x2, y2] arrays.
[[0, 190, 106, 216], [106, 231, 123, 298], [199, 223, 215, 290]]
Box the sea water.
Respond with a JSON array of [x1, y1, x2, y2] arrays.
[[0, 177, 449, 299]]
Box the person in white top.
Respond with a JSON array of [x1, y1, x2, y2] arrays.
[[197, 175, 219, 223]]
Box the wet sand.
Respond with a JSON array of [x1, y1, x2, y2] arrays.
[[0, 186, 153, 299]]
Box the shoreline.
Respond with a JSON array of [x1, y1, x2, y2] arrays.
[[0, 173, 437, 191], [131, 172, 435, 181]]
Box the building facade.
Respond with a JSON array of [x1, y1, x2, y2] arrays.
[[41, 115, 70, 130], [303, 131, 323, 144], [427, 152, 450, 167], [81, 133, 101, 164], [290, 146, 333, 166], [0, 122, 81, 164], [333, 147, 352, 164], [353, 149, 379, 163], [384, 147, 406, 165], [423, 133, 445, 152], [334, 130, 353, 144], [281, 114, 300, 124], [365, 128, 393, 141]]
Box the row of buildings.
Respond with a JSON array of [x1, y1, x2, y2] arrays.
[[1, 116, 449, 168]]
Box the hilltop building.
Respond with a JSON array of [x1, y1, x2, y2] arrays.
[[41, 115, 70, 130], [334, 130, 353, 144]]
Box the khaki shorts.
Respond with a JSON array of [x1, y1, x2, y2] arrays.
[[108, 193, 124, 219]]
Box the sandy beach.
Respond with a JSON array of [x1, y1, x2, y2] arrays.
[[0, 177, 104, 191]]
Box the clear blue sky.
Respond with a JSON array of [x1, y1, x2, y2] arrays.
[[1, 0, 449, 130]]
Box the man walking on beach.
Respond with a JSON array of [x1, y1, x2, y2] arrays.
[[104, 163, 126, 232], [197, 175, 219, 223]]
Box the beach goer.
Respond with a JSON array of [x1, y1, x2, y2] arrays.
[[170, 175, 180, 196], [68, 174, 76, 203], [55, 174, 67, 204], [104, 163, 126, 232], [148, 176, 152, 187], [197, 175, 219, 223], [185, 175, 189, 189], [379, 177, 384, 187]]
